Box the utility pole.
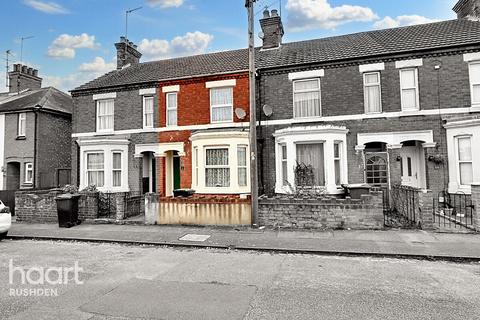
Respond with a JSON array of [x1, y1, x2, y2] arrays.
[[125, 7, 142, 40], [245, 0, 259, 227]]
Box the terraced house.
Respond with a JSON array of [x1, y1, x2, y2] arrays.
[[256, 1, 480, 199]]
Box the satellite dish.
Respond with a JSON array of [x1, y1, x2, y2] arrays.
[[263, 104, 273, 117], [258, 31, 264, 40], [235, 108, 247, 120]]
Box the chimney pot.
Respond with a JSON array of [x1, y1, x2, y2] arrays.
[[271, 9, 279, 17], [33, 69, 38, 77], [263, 9, 270, 18], [27, 67, 33, 75], [21, 66, 28, 74], [14, 64, 21, 72]]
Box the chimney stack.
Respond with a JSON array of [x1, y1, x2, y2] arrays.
[[453, 0, 480, 20], [8, 63, 42, 93], [115, 37, 142, 70], [260, 9, 284, 50]]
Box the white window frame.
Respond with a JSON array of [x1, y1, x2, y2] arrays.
[[204, 147, 230, 188], [96, 99, 114, 133], [456, 135, 473, 188], [18, 112, 26, 137], [86, 151, 105, 188], [237, 145, 248, 187], [292, 78, 322, 119], [143, 96, 154, 129], [334, 141, 343, 186], [363, 72, 382, 114], [399, 68, 420, 112], [112, 151, 122, 187], [469, 61, 480, 108], [24, 162, 33, 184], [166, 92, 178, 127], [210, 87, 233, 123], [190, 132, 250, 194], [280, 144, 288, 186]]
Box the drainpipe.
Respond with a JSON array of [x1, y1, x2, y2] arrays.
[[32, 105, 42, 189]]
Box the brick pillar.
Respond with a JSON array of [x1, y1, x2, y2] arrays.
[[418, 189, 434, 230], [387, 145, 402, 187], [471, 183, 480, 232], [156, 157, 165, 197], [115, 192, 126, 220]]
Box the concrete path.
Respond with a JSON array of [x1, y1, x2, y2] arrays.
[[6, 222, 480, 261]]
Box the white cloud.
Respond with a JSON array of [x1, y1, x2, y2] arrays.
[[146, 0, 184, 8], [23, 0, 69, 14], [138, 31, 214, 61], [374, 15, 439, 29], [43, 56, 116, 92], [47, 33, 98, 59], [286, 0, 378, 31]]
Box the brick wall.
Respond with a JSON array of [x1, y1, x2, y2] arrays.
[[258, 191, 384, 230], [15, 189, 99, 223]]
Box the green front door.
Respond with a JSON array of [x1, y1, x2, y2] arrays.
[[173, 156, 181, 190]]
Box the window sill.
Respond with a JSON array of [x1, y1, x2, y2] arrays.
[[210, 121, 234, 124], [16, 136, 26, 140], [470, 105, 480, 113]]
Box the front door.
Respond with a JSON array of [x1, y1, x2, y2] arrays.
[[173, 156, 181, 190], [399, 146, 425, 188]]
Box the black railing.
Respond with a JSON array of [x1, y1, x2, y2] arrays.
[[433, 191, 475, 230], [384, 185, 421, 228]]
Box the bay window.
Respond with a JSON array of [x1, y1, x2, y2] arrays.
[[143, 96, 154, 128], [334, 142, 342, 186], [296, 143, 325, 186], [293, 79, 321, 118], [210, 87, 233, 123], [87, 153, 105, 187], [400, 68, 420, 111], [457, 136, 473, 186], [112, 152, 122, 187], [96, 99, 114, 132], [469, 62, 480, 107], [363, 72, 382, 114], [281, 144, 288, 186], [237, 146, 247, 187], [205, 148, 230, 187], [166, 93, 177, 126]]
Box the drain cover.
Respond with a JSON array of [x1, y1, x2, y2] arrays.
[[179, 234, 211, 242]]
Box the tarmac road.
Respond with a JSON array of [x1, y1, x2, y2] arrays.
[[1, 239, 479, 319]]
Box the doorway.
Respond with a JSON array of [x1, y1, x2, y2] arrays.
[[399, 141, 426, 189], [6, 162, 20, 190], [165, 151, 181, 196], [142, 152, 157, 194]]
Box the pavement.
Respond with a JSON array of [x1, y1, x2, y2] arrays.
[[6, 222, 480, 261]]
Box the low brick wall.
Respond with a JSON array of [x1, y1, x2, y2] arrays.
[[15, 189, 99, 223], [145, 194, 251, 226], [258, 191, 384, 230]]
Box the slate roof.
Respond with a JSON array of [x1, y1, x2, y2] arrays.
[[73, 19, 480, 92], [0, 87, 73, 114]]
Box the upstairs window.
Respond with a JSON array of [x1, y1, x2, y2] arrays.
[[469, 62, 480, 106], [400, 68, 420, 111], [143, 96, 154, 128], [96, 99, 114, 132], [363, 72, 382, 114], [293, 79, 321, 118], [457, 136, 473, 186], [18, 112, 26, 137], [210, 87, 233, 123], [166, 93, 177, 126]]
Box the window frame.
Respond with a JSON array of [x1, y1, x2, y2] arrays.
[[295, 142, 326, 187], [399, 68, 420, 112], [96, 99, 115, 133], [363, 72, 382, 114], [86, 151, 105, 188], [237, 145, 248, 187], [17, 112, 26, 137], [166, 92, 178, 127], [204, 146, 230, 188], [469, 61, 480, 107], [334, 141, 343, 186], [209, 87, 233, 123], [194, 147, 199, 187], [456, 135, 473, 187], [280, 144, 288, 186], [143, 96, 154, 129], [292, 78, 322, 119], [24, 162, 33, 184], [112, 151, 122, 187]]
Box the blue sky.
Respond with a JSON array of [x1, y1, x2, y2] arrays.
[[0, 0, 458, 92]]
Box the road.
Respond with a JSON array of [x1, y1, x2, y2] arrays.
[[1, 239, 479, 319]]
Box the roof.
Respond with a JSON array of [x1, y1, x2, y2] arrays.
[[73, 19, 480, 92], [0, 87, 73, 114]]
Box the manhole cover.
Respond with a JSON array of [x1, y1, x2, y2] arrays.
[[179, 234, 211, 242]]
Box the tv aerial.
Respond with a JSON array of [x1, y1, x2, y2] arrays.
[[263, 104, 273, 117], [235, 108, 247, 120]]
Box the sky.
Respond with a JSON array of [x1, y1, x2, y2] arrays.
[[0, 0, 459, 93]]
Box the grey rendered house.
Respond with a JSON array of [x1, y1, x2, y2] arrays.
[[256, 0, 480, 198], [0, 64, 72, 192]]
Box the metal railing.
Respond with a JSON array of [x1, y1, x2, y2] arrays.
[[433, 191, 474, 230]]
